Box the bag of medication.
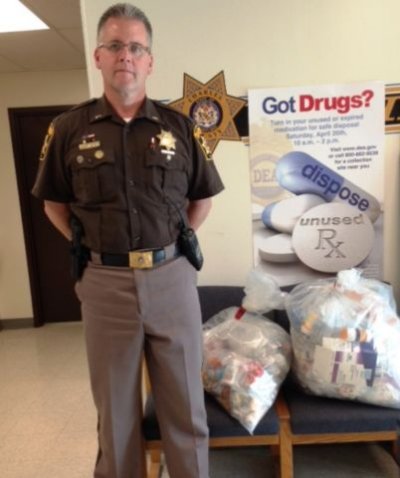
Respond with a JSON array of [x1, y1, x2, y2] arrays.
[[285, 268, 400, 408], [202, 306, 291, 433]]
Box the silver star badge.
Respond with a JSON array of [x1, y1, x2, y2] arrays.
[[157, 129, 177, 161]]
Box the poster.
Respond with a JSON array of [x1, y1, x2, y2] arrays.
[[248, 82, 385, 285]]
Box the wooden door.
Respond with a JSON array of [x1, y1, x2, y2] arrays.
[[8, 106, 81, 326]]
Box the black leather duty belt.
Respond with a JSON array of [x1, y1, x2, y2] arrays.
[[90, 243, 180, 269]]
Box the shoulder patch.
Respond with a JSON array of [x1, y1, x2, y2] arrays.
[[39, 121, 56, 162], [193, 125, 212, 160]]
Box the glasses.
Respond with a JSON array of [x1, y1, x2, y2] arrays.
[[97, 41, 151, 58]]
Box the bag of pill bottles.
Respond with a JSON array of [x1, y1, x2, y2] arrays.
[[285, 268, 400, 408], [202, 306, 292, 433]]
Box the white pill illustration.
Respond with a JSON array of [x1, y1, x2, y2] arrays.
[[259, 233, 299, 263], [292, 202, 375, 273]]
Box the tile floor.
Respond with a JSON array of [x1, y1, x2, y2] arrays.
[[0, 322, 97, 478], [1, 322, 399, 478]]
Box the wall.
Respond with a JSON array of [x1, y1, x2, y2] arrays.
[[80, 0, 400, 297], [0, 70, 89, 319], [4, 0, 400, 320]]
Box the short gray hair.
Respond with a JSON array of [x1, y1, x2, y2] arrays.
[[97, 3, 153, 47]]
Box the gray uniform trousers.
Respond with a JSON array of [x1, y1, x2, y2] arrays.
[[75, 256, 209, 478]]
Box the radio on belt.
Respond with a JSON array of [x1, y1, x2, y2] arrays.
[[275, 151, 381, 223]]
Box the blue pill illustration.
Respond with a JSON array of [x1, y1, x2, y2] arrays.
[[262, 193, 325, 233], [276, 151, 381, 223]]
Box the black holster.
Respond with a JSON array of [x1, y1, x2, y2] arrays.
[[70, 215, 89, 280], [178, 225, 204, 271]]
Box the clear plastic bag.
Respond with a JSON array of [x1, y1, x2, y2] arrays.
[[202, 306, 291, 433], [285, 269, 400, 408], [242, 267, 287, 314]]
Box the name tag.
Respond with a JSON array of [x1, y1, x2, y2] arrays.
[[79, 141, 101, 150]]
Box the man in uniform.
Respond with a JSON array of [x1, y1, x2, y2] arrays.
[[32, 3, 224, 478]]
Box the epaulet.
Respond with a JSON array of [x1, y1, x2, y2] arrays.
[[51, 98, 98, 127], [69, 98, 98, 112], [153, 99, 192, 121]]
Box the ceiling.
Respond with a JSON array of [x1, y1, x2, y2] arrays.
[[0, 0, 86, 73]]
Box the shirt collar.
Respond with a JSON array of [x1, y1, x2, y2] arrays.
[[136, 98, 164, 125], [89, 96, 165, 125], [89, 96, 114, 123]]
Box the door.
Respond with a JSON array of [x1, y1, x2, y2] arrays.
[[9, 106, 81, 326]]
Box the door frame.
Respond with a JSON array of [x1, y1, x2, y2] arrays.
[[8, 105, 71, 326]]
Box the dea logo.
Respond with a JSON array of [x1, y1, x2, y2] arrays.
[[250, 153, 285, 204]]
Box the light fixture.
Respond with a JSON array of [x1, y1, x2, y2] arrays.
[[0, 0, 49, 33]]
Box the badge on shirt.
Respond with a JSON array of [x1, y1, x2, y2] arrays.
[[39, 122, 55, 162], [193, 125, 212, 161], [156, 129, 177, 161], [79, 133, 101, 151]]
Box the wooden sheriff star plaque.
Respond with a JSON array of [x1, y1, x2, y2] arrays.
[[169, 71, 247, 153]]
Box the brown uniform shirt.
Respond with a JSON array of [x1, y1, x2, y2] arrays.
[[32, 96, 224, 253]]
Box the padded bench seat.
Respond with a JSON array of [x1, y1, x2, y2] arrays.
[[283, 383, 400, 436], [143, 392, 280, 441]]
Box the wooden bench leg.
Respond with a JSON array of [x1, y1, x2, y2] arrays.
[[275, 394, 294, 478], [270, 444, 282, 478], [279, 421, 294, 478], [270, 444, 279, 457], [141, 440, 148, 478], [148, 449, 162, 478], [391, 439, 399, 465]]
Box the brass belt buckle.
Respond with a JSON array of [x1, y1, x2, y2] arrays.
[[129, 250, 153, 269]]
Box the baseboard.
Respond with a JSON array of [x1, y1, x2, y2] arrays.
[[0, 317, 34, 330]]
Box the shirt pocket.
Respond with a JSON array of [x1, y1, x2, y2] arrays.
[[71, 150, 117, 205], [144, 149, 189, 200]]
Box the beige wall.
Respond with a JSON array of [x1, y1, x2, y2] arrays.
[[81, 0, 400, 295], [3, 0, 400, 319], [0, 70, 89, 319]]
